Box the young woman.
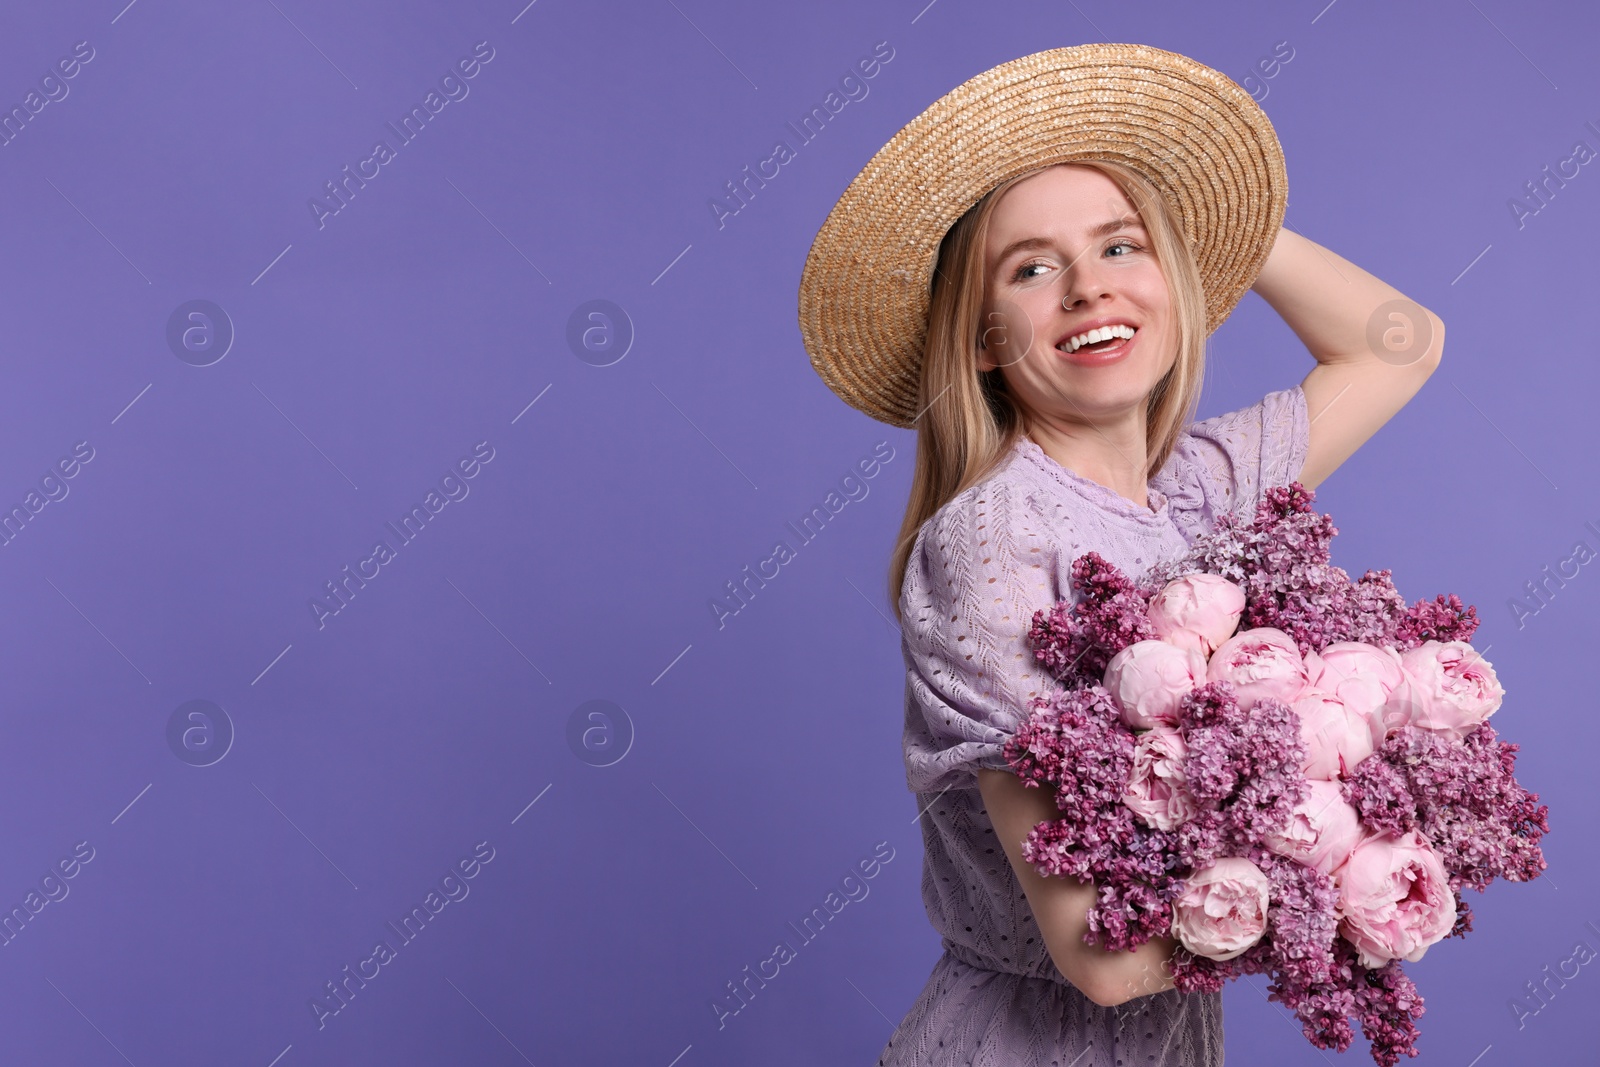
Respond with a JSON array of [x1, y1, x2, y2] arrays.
[[798, 44, 1442, 1066]]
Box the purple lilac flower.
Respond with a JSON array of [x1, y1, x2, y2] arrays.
[[1027, 553, 1156, 688], [1341, 753, 1419, 837], [1368, 724, 1549, 890], [1341, 937, 1425, 1067]]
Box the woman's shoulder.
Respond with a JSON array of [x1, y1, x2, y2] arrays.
[[1153, 383, 1310, 526], [916, 445, 1054, 563], [905, 447, 1072, 622], [1169, 383, 1307, 455]]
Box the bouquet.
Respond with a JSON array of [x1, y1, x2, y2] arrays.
[[1001, 482, 1549, 1065]]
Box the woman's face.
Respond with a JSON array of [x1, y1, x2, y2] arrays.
[[978, 164, 1177, 426]]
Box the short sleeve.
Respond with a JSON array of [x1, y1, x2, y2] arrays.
[[899, 478, 1064, 795], [1157, 384, 1310, 530]]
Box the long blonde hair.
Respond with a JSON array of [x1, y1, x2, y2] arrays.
[[886, 159, 1210, 624]]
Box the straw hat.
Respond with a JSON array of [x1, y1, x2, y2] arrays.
[[797, 42, 1287, 428]]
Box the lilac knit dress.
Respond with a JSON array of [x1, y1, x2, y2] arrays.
[[878, 385, 1311, 1067]]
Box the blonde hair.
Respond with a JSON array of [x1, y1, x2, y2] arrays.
[[886, 159, 1210, 624]]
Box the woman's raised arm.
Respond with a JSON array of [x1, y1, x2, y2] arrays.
[[1251, 225, 1444, 490]]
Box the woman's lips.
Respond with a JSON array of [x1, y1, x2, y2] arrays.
[[1058, 329, 1136, 366]]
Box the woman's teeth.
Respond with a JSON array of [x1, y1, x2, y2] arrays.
[[1060, 325, 1136, 353]]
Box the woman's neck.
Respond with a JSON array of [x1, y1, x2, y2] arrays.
[[1024, 416, 1153, 511]]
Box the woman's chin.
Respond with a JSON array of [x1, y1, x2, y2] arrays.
[[1033, 368, 1164, 413]]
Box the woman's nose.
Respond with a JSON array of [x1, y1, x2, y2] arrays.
[[1060, 283, 1099, 312], [1060, 257, 1110, 309]]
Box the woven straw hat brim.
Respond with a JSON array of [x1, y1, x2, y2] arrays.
[[797, 42, 1288, 429]]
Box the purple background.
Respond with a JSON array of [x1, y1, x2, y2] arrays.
[[0, 0, 1593, 1063]]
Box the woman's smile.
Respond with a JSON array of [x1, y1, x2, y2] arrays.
[[1055, 324, 1139, 367]]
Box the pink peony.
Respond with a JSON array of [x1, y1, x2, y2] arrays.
[[1147, 572, 1245, 657], [1206, 627, 1308, 710], [1262, 779, 1363, 875], [1383, 640, 1504, 742], [1334, 829, 1457, 970], [1304, 642, 1404, 736], [1171, 857, 1271, 961], [1103, 640, 1208, 729], [1122, 726, 1198, 831], [1293, 689, 1377, 780]]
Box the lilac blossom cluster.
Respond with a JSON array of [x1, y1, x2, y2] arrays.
[[1009, 679, 1308, 948], [1000, 483, 1549, 1066]]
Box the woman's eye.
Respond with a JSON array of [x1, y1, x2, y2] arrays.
[[1011, 241, 1142, 281]]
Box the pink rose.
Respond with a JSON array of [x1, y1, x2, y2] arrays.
[[1206, 627, 1308, 710], [1292, 689, 1377, 781], [1147, 573, 1246, 657], [1304, 642, 1404, 737], [1171, 857, 1271, 961], [1383, 640, 1504, 742], [1334, 829, 1457, 970], [1104, 640, 1208, 729], [1122, 727, 1198, 831], [1262, 780, 1363, 875]]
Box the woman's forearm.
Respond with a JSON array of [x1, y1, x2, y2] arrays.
[[1088, 933, 1178, 1005], [1250, 225, 1438, 367]]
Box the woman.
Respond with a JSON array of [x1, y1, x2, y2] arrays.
[[798, 45, 1443, 1065]]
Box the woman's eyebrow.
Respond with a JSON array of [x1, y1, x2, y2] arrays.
[[993, 216, 1147, 266]]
